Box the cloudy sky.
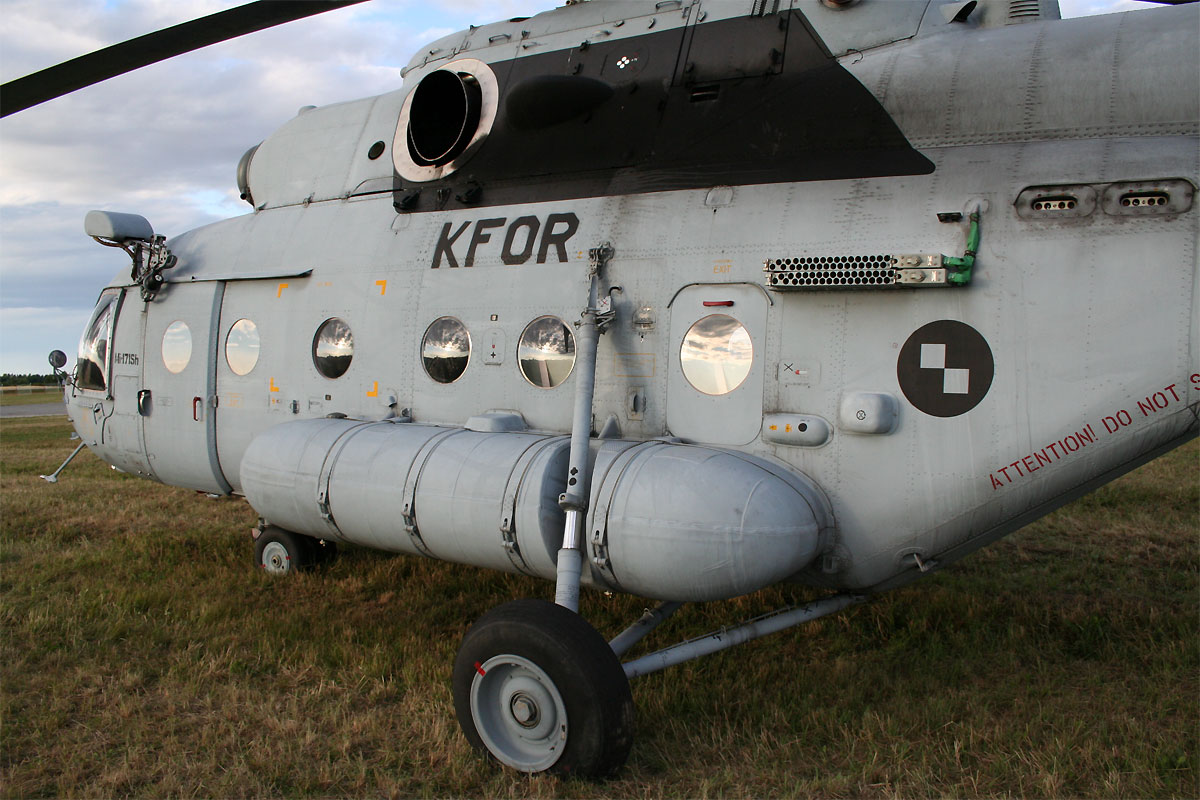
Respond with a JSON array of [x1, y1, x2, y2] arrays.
[[0, 0, 1140, 374]]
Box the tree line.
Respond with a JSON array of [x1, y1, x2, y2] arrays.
[[1, 374, 60, 386]]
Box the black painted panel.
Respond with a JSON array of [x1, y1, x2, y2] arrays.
[[680, 13, 787, 84], [393, 11, 932, 214]]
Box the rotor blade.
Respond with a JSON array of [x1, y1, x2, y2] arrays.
[[0, 0, 370, 118]]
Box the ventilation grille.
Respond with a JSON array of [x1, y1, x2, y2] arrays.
[[764, 254, 955, 290], [765, 255, 895, 288], [1008, 0, 1041, 22]]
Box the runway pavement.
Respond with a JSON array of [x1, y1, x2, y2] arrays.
[[0, 403, 67, 418]]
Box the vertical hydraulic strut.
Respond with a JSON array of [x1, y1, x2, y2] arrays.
[[554, 243, 613, 611]]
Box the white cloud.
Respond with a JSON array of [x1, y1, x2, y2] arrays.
[[0, 0, 553, 373], [1059, 0, 1143, 17], [0, 305, 94, 374], [0, 0, 1142, 374]]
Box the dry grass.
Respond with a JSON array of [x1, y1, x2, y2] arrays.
[[2, 416, 1196, 798]]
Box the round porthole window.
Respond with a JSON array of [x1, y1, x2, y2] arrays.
[[422, 317, 471, 384], [313, 317, 353, 379], [225, 318, 260, 376], [518, 316, 575, 388], [680, 314, 753, 395], [162, 320, 192, 374]]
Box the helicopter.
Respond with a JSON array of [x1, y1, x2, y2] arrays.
[[6, 0, 1197, 778]]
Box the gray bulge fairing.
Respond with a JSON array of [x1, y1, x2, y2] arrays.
[[52, 0, 1198, 777]]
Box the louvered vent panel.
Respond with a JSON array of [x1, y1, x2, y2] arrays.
[[1008, 0, 1041, 21]]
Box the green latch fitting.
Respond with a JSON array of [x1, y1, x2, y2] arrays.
[[943, 208, 980, 285]]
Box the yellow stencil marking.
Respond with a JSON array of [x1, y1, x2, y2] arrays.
[[269, 377, 280, 393], [276, 283, 288, 298], [367, 381, 379, 398], [376, 280, 387, 296]]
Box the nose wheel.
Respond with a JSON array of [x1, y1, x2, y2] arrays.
[[453, 599, 634, 777], [254, 527, 310, 574], [253, 525, 337, 574]]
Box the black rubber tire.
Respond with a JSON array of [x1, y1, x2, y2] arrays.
[[453, 598, 635, 778], [254, 527, 313, 574], [309, 537, 338, 566]]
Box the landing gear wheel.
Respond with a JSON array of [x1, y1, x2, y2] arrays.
[[254, 526, 312, 575], [453, 599, 634, 777]]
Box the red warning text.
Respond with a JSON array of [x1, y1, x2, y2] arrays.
[[989, 425, 1097, 490], [989, 381, 1192, 491]]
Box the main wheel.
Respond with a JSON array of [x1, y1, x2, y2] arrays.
[[254, 526, 313, 575], [453, 599, 635, 777]]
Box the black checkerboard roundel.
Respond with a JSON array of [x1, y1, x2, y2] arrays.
[[897, 320, 994, 418]]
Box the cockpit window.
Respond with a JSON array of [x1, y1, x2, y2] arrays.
[[313, 317, 353, 379], [518, 315, 576, 388], [76, 291, 118, 392]]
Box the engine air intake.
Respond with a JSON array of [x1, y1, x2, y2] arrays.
[[408, 70, 482, 166], [394, 58, 499, 183]]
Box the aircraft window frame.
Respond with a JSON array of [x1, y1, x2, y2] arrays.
[[75, 289, 120, 393], [679, 314, 754, 396], [421, 316, 471, 385], [161, 320, 193, 374], [312, 317, 354, 380], [518, 315, 576, 389], [225, 318, 261, 376]]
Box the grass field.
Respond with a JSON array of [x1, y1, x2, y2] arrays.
[[2, 416, 1196, 798]]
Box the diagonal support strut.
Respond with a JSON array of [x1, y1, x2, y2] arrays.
[[620, 593, 867, 679]]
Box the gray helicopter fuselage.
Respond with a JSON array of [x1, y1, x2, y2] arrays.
[[66, 0, 1198, 598]]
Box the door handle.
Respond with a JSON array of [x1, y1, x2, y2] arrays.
[[137, 389, 151, 416], [192, 396, 202, 421]]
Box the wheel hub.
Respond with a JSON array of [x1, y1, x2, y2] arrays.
[[469, 654, 568, 772], [260, 541, 290, 574], [509, 693, 540, 727]]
